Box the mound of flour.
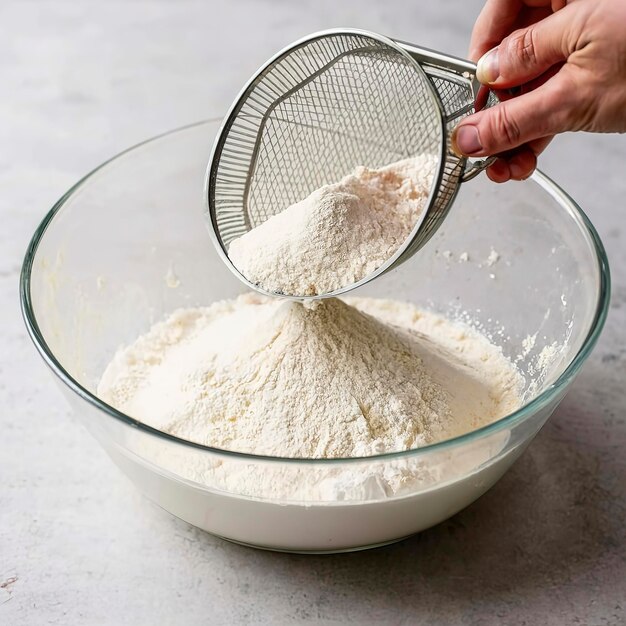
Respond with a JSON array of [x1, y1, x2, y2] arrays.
[[98, 294, 522, 459], [228, 155, 437, 295]]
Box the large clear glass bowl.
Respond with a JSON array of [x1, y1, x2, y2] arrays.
[[21, 120, 610, 553]]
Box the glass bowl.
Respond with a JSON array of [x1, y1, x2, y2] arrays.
[[21, 120, 610, 553]]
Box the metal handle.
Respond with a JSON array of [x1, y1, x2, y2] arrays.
[[396, 40, 498, 182], [461, 155, 497, 181], [396, 40, 478, 77], [459, 86, 499, 182]]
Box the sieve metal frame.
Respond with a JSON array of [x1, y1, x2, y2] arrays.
[[205, 28, 494, 301]]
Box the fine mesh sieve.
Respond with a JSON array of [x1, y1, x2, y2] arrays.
[[205, 29, 497, 299]]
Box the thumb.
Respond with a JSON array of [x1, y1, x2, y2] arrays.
[[475, 6, 573, 88], [452, 70, 577, 156]]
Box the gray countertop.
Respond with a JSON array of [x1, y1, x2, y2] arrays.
[[1, 1, 624, 624]]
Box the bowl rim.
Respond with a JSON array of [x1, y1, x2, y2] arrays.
[[20, 119, 611, 465]]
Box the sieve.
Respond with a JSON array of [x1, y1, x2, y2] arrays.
[[205, 28, 498, 300]]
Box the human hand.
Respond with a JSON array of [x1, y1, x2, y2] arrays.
[[452, 0, 626, 182]]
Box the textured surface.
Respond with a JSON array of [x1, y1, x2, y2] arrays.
[[1, 1, 624, 624], [228, 156, 437, 296]]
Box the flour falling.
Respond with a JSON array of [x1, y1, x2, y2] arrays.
[[228, 156, 437, 296]]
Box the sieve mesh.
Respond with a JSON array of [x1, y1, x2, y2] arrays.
[[207, 30, 495, 287], [209, 33, 444, 246]]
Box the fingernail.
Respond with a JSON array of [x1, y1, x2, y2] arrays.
[[452, 125, 483, 156], [477, 47, 499, 84]]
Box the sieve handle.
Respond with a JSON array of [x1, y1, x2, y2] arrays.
[[395, 41, 478, 76], [396, 40, 498, 182], [461, 155, 497, 181]]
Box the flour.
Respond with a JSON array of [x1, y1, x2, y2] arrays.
[[96, 152, 524, 499], [528, 341, 561, 377], [98, 294, 522, 461], [486, 248, 500, 266], [228, 156, 436, 296], [521, 333, 537, 356]]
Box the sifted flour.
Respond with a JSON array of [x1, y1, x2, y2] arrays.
[[228, 155, 437, 296], [98, 294, 522, 461], [97, 153, 523, 505]]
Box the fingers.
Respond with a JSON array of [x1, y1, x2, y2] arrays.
[[469, 0, 527, 62], [469, 0, 564, 62], [492, 61, 565, 102], [475, 4, 574, 88], [488, 148, 537, 182], [467, 0, 572, 182], [486, 136, 553, 182], [451, 69, 576, 157], [525, 135, 553, 160]]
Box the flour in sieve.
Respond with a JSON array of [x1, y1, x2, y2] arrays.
[[228, 155, 437, 295]]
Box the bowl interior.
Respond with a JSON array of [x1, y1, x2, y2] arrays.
[[25, 120, 606, 435]]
